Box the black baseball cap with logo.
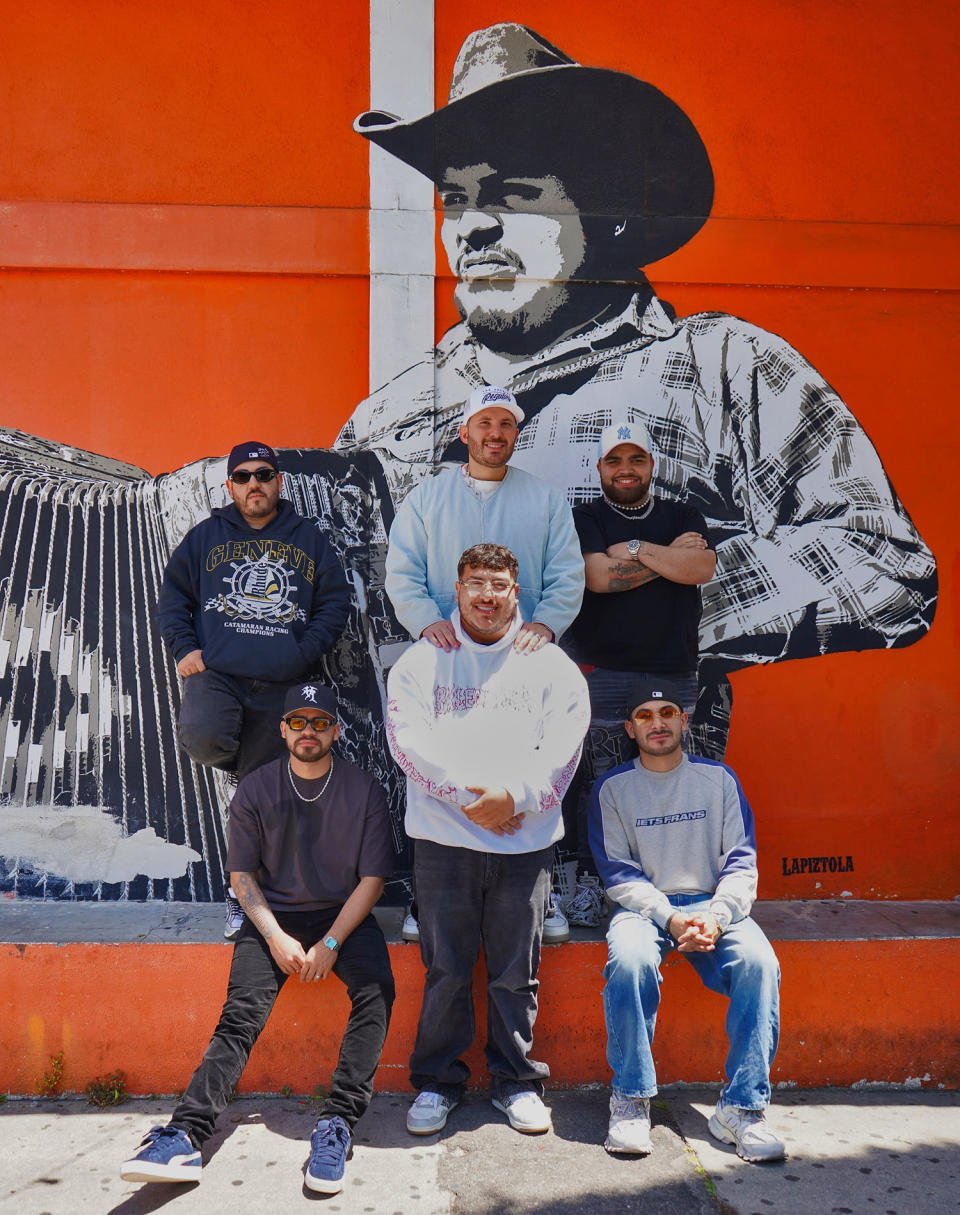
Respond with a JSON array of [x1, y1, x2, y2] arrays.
[[626, 678, 685, 717], [282, 682, 338, 718], [227, 442, 279, 475]]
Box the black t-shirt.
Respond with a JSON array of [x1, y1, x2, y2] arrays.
[[225, 753, 395, 912], [568, 497, 710, 673]]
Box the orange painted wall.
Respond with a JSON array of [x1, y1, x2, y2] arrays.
[[1, 1, 958, 900], [3, 941, 957, 1094]]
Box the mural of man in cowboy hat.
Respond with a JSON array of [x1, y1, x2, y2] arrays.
[[337, 22, 937, 758]]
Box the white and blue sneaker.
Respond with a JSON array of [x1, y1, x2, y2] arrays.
[[305, 1115, 351, 1194], [120, 1125, 201, 1183]]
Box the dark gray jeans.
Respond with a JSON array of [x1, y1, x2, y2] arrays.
[[170, 910, 395, 1145], [410, 839, 553, 1101], [177, 668, 288, 780]]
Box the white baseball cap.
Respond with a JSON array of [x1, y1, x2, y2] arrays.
[[597, 422, 652, 460], [462, 385, 525, 425]]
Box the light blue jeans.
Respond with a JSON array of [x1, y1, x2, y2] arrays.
[[603, 897, 780, 1108]]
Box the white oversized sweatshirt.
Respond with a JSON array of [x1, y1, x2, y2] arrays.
[[386, 610, 589, 853]]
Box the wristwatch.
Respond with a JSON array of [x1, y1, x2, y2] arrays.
[[322, 935, 340, 951], [626, 539, 642, 559]]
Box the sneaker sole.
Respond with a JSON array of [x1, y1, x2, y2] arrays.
[[491, 1098, 551, 1134], [305, 1171, 345, 1194], [603, 1135, 652, 1156], [707, 1114, 786, 1162], [120, 1161, 201, 1184], [406, 1101, 458, 1135], [542, 927, 570, 943], [401, 929, 420, 943]]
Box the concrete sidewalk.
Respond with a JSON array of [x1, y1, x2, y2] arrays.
[[2, 1087, 957, 1215]]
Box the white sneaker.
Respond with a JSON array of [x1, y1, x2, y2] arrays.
[[406, 1090, 458, 1135], [562, 876, 607, 928], [401, 906, 420, 943], [604, 1093, 652, 1155], [223, 888, 244, 941], [708, 1101, 786, 1162], [492, 1091, 552, 1133], [542, 894, 570, 942]]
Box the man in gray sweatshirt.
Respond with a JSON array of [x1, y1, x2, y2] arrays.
[[588, 678, 784, 1163]]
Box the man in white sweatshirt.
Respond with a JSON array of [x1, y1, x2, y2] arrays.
[[589, 678, 785, 1162], [386, 543, 589, 1137]]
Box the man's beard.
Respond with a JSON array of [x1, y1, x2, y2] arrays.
[[603, 477, 650, 506], [455, 280, 576, 356], [455, 277, 635, 357]]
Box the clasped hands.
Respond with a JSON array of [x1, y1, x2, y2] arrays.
[[667, 910, 722, 952], [461, 786, 525, 836]]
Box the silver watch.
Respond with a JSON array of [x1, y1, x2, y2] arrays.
[[626, 539, 642, 558]]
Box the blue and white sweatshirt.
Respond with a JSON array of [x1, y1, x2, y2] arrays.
[[155, 500, 350, 682], [589, 755, 759, 930], [384, 465, 584, 642], [386, 609, 589, 853]]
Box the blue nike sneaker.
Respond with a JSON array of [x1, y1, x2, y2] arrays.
[[120, 1125, 201, 1183], [306, 1115, 351, 1194]]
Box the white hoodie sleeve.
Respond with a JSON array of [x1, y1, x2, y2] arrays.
[[385, 648, 469, 808], [503, 650, 590, 816]]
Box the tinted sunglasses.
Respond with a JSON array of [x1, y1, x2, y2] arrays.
[[283, 714, 335, 732], [632, 706, 683, 723], [229, 468, 277, 484]]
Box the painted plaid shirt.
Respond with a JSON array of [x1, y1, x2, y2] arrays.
[[338, 289, 936, 679]]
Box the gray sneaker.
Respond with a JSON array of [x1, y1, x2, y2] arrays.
[[604, 1093, 652, 1155], [401, 905, 420, 943], [223, 888, 245, 941], [708, 1101, 786, 1162], [542, 894, 570, 942], [406, 1091, 458, 1135]]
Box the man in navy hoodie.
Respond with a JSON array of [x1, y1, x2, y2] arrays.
[[156, 440, 350, 785]]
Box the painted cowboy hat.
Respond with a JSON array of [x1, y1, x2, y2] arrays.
[[354, 23, 713, 264]]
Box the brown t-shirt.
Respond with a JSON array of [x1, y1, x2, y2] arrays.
[[226, 753, 394, 911]]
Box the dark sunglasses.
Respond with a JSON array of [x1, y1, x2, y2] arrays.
[[283, 714, 335, 733], [229, 468, 277, 484]]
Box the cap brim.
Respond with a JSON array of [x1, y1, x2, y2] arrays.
[[355, 66, 713, 263]]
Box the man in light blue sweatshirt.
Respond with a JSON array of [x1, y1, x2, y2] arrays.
[[384, 385, 584, 657], [589, 677, 785, 1163]]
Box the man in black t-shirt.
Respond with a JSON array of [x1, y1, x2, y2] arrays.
[[121, 682, 395, 1197], [560, 423, 716, 921]]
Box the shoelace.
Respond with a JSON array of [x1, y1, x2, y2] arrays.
[[311, 1120, 350, 1165]]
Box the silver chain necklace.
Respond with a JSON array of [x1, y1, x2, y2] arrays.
[[602, 492, 655, 521], [287, 754, 335, 803]]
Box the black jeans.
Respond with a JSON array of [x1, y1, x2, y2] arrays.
[[170, 909, 394, 1146], [177, 669, 288, 780], [409, 839, 553, 1102]]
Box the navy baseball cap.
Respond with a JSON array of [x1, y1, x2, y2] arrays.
[[227, 441, 279, 475], [626, 678, 686, 716], [282, 682, 338, 718]]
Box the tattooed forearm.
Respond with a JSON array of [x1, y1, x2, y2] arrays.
[[607, 562, 661, 592], [231, 871, 280, 940]]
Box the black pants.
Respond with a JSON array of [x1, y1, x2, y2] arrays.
[[170, 909, 395, 1146], [176, 669, 288, 780], [410, 840, 552, 1101]]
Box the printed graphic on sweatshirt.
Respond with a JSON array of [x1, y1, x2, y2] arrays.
[[205, 554, 307, 625]]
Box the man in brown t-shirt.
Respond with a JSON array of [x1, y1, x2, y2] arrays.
[[121, 682, 395, 1196]]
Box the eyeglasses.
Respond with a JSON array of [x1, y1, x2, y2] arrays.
[[632, 706, 683, 723], [283, 714, 335, 732], [461, 577, 515, 596], [229, 468, 277, 484]]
